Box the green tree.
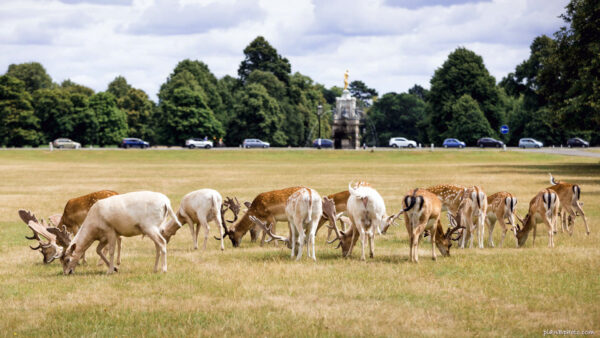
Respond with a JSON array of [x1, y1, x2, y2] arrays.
[[349, 80, 378, 106], [426, 47, 504, 143], [69, 93, 97, 146], [320, 85, 343, 105], [32, 88, 75, 143], [157, 68, 224, 145], [238, 36, 291, 84], [107, 75, 132, 99], [550, 0, 600, 143], [364, 92, 426, 146], [228, 83, 286, 146], [107, 76, 155, 140], [0, 75, 41, 146], [408, 84, 429, 101], [61, 79, 95, 96], [215, 75, 240, 131], [89, 92, 128, 146], [445, 95, 495, 145], [5, 62, 53, 93]]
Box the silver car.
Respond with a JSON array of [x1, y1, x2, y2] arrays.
[[518, 138, 543, 148], [52, 138, 81, 149]]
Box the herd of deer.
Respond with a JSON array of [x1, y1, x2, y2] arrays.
[[18, 174, 589, 275]]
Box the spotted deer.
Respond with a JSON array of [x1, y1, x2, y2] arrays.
[[426, 184, 487, 248], [484, 192, 518, 247], [515, 189, 560, 248], [402, 188, 463, 262], [548, 173, 589, 235]]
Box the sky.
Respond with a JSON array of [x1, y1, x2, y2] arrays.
[[0, 0, 569, 101]]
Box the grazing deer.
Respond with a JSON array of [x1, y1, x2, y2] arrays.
[[216, 187, 312, 248], [52, 191, 181, 274], [327, 215, 360, 257], [548, 173, 589, 235], [484, 192, 518, 247], [515, 189, 560, 248], [160, 189, 226, 251], [426, 184, 487, 248], [249, 187, 327, 260], [346, 182, 398, 260], [20, 190, 119, 264], [402, 188, 463, 262]]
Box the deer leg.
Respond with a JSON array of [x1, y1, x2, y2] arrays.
[[106, 232, 117, 274], [358, 224, 366, 261], [478, 216, 485, 249], [116, 237, 122, 265], [96, 239, 110, 268], [532, 223, 537, 247], [368, 229, 375, 259], [573, 202, 590, 235], [198, 219, 209, 251], [486, 217, 495, 248], [543, 216, 554, 248], [289, 222, 296, 259], [431, 225, 437, 261], [249, 226, 259, 243]]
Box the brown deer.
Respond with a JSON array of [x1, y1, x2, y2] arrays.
[[515, 189, 560, 248], [426, 184, 487, 248], [402, 189, 463, 262], [548, 173, 589, 235], [484, 192, 518, 247]]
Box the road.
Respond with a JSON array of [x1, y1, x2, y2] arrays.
[[2, 146, 600, 158]]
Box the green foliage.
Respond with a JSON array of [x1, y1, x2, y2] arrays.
[[228, 83, 286, 146], [0, 75, 41, 146], [445, 94, 495, 145], [349, 80, 378, 106], [108, 76, 155, 140], [408, 84, 429, 101], [364, 92, 426, 146], [32, 88, 75, 143], [89, 92, 128, 146], [426, 47, 504, 144], [320, 85, 343, 105], [238, 36, 291, 84], [61, 79, 95, 96], [5, 62, 52, 93]]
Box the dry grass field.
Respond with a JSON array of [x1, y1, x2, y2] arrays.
[[0, 149, 598, 337]]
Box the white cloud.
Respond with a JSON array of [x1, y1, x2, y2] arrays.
[[0, 0, 569, 101]]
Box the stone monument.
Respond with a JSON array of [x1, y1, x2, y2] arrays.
[[332, 70, 362, 149]]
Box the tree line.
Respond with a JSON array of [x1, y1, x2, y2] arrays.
[[1, 0, 597, 147]]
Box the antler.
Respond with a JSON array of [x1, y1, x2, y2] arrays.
[[19, 210, 41, 240], [223, 196, 241, 223], [249, 216, 288, 244], [215, 203, 231, 240], [46, 226, 71, 248], [445, 225, 465, 240], [327, 213, 346, 245]]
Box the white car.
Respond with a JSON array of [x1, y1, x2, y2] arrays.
[[185, 138, 213, 149], [389, 137, 417, 148]]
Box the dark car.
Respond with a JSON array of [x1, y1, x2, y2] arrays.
[[442, 138, 465, 148], [120, 138, 149, 149], [477, 137, 504, 148], [313, 138, 333, 148], [567, 137, 589, 148], [242, 139, 270, 148]]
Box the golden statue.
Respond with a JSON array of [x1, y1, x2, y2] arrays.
[[343, 69, 349, 90]]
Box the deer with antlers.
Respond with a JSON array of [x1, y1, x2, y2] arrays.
[[53, 191, 181, 274], [20, 190, 119, 264], [426, 184, 487, 249], [249, 187, 330, 260], [345, 182, 399, 260], [160, 189, 228, 251], [484, 192, 518, 248], [548, 173, 589, 235], [515, 189, 560, 248], [402, 188, 463, 262]]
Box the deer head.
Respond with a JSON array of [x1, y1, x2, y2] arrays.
[[515, 213, 531, 247], [436, 225, 464, 256], [327, 214, 358, 257], [18, 210, 63, 264], [46, 226, 78, 274]]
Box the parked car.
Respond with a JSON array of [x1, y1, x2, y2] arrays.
[[186, 138, 213, 149], [518, 138, 543, 148], [477, 137, 504, 148], [389, 137, 417, 148], [442, 138, 465, 148], [52, 138, 80, 149], [243, 139, 270, 148], [120, 138, 149, 149], [313, 138, 333, 148], [567, 137, 589, 148]]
